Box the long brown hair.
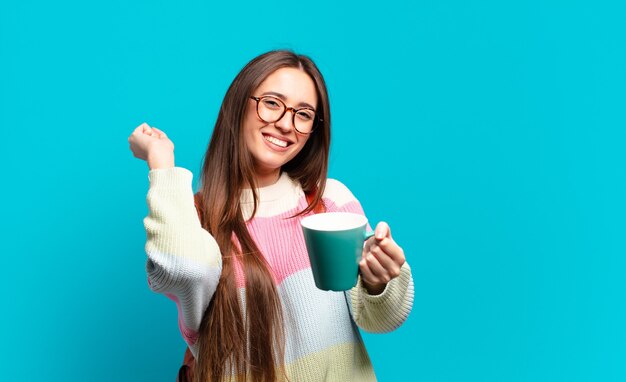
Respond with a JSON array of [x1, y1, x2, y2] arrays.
[[194, 50, 331, 382]]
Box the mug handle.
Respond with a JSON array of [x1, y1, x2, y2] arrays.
[[364, 230, 375, 240]]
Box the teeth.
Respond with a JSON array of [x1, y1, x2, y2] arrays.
[[264, 135, 288, 148]]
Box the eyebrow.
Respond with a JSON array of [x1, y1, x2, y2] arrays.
[[261, 91, 316, 110]]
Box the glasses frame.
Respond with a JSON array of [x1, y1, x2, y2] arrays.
[[250, 95, 322, 135]]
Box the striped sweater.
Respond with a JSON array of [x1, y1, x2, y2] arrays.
[[143, 167, 414, 381]]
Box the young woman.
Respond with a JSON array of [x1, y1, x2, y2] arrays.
[[128, 50, 414, 382]]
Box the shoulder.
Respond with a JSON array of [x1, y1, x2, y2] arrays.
[[323, 178, 358, 206]]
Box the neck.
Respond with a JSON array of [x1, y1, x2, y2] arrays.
[[253, 167, 281, 188]]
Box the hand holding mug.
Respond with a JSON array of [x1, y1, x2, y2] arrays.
[[128, 122, 175, 169], [359, 222, 406, 295], [300, 213, 405, 293]]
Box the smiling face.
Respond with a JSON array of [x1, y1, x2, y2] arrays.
[[243, 67, 318, 187]]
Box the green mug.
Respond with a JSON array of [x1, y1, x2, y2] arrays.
[[301, 212, 375, 291]]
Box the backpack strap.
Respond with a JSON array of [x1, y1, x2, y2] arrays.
[[193, 193, 204, 223], [305, 188, 326, 214], [176, 347, 195, 382]]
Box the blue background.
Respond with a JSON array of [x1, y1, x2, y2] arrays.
[[1, 0, 625, 381]]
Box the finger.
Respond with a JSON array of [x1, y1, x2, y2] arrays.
[[376, 238, 406, 265], [372, 246, 403, 278], [151, 127, 167, 138], [370, 245, 399, 273], [359, 259, 380, 284], [363, 236, 377, 253], [142, 124, 154, 136], [133, 123, 148, 134], [363, 252, 390, 283], [375, 221, 391, 240], [370, 222, 402, 260]]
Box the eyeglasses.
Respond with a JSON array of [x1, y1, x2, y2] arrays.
[[250, 95, 322, 134]]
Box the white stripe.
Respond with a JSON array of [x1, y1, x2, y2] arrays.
[[187, 269, 360, 364], [278, 269, 359, 364], [236, 269, 359, 364], [240, 178, 359, 218], [147, 250, 222, 334]]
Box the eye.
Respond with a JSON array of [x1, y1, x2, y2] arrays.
[[296, 110, 314, 121], [261, 97, 282, 109]]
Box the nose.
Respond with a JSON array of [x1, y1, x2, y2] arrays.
[[274, 108, 296, 132]]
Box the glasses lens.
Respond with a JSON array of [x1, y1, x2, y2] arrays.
[[258, 97, 285, 123], [294, 109, 316, 134]]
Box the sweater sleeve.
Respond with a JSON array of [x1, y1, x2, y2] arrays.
[[143, 167, 222, 347], [349, 262, 414, 333], [324, 179, 414, 333]]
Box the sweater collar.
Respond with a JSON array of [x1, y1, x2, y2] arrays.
[[240, 172, 294, 204]]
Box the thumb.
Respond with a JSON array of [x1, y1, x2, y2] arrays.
[[374, 221, 391, 240]]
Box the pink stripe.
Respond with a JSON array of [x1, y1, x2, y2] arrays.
[[235, 195, 364, 288], [165, 292, 199, 346]]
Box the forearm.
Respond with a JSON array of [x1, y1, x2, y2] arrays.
[[350, 262, 414, 333], [147, 149, 175, 170]]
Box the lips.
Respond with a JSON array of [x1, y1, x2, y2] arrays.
[[262, 133, 292, 148]]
